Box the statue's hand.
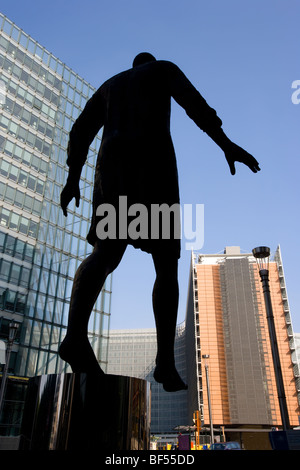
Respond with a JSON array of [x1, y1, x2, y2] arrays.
[[224, 142, 260, 175], [60, 180, 80, 216]]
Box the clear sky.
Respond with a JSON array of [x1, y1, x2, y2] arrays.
[[1, 1, 300, 332]]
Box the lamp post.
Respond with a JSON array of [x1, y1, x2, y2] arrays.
[[0, 322, 19, 419], [202, 354, 214, 444], [252, 246, 290, 430]]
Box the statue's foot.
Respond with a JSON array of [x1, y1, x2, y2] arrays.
[[153, 365, 188, 392], [59, 336, 104, 376]]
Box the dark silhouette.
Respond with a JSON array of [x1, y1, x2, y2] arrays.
[[59, 52, 260, 392]]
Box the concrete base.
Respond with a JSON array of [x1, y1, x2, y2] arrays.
[[0, 436, 21, 450], [19, 373, 151, 451]]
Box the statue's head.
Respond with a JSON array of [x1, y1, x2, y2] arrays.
[[132, 52, 156, 68]]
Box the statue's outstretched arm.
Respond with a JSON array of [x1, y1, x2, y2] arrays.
[[169, 62, 260, 175]]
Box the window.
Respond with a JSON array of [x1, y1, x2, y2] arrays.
[[28, 220, 38, 238], [24, 194, 33, 212], [4, 235, 15, 255], [0, 259, 11, 281], [36, 180, 44, 195], [15, 240, 25, 260], [33, 97, 42, 110], [0, 115, 9, 129], [26, 131, 35, 147], [18, 171, 28, 187], [22, 150, 31, 166], [31, 155, 40, 171], [0, 159, 9, 176], [4, 141, 13, 157], [32, 199, 42, 215], [10, 213, 19, 231], [15, 293, 27, 314], [0, 135, 5, 152], [22, 109, 31, 124], [10, 264, 21, 285], [27, 176, 36, 191], [4, 290, 16, 311], [8, 164, 18, 182], [8, 121, 18, 137], [14, 145, 23, 161], [24, 244, 34, 263], [19, 216, 29, 235], [35, 45, 43, 61], [5, 185, 15, 203], [35, 293, 45, 319], [0, 208, 10, 227], [17, 127, 27, 143]]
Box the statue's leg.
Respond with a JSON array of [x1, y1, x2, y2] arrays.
[[59, 240, 127, 374], [151, 253, 187, 392]]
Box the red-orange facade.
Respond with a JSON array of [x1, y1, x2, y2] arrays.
[[189, 247, 299, 429]]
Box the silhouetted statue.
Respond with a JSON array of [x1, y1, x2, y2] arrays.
[[59, 53, 260, 392]]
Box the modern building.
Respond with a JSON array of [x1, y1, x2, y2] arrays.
[[105, 246, 300, 448], [106, 325, 188, 435], [0, 13, 112, 435], [185, 246, 300, 447]]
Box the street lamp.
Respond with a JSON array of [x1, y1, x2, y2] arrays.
[[0, 322, 19, 419], [252, 246, 290, 430], [202, 354, 214, 444]]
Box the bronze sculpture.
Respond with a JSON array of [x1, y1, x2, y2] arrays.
[[59, 52, 260, 392]]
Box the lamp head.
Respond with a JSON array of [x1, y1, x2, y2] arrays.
[[8, 322, 19, 342], [252, 246, 270, 271]]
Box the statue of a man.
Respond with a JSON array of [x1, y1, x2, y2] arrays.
[[59, 53, 260, 392]]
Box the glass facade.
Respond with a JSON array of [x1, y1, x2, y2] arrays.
[[106, 326, 188, 434], [0, 13, 112, 383]]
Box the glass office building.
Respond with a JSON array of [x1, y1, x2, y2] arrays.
[[0, 13, 112, 383]]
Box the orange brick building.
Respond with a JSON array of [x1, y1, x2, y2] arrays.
[[185, 246, 300, 440]]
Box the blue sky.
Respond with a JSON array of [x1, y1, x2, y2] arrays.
[[2, 1, 300, 332]]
